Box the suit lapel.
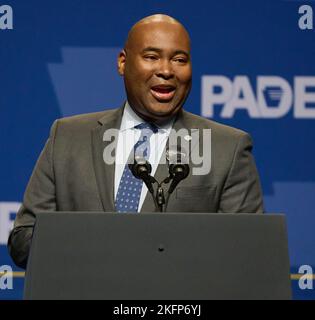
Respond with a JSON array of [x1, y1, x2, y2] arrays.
[[172, 110, 199, 160], [91, 107, 124, 212]]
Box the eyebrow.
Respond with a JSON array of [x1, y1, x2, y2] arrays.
[[141, 47, 190, 58]]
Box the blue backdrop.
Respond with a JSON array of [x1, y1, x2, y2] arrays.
[[0, 0, 314, 299]]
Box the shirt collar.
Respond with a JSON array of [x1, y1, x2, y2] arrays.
[[120, 101, 174, 133]]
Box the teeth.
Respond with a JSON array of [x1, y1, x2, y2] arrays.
[[150, 88, 175, 100]]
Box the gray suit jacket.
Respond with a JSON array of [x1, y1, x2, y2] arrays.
[[8, 106, 264, 268]]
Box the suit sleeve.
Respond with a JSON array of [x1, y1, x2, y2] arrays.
[[218, 133, 264, 213], [7, 120, 58, 269]]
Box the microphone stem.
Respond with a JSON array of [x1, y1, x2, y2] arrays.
[[156, 184, 165, 212], [146, 182, 161, 212]]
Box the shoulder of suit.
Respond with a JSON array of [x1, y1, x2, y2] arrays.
[[57, 108, 117, 125], [181, 110, 249, 139], [52, 108, 121, 132], [48, 108, 120, 140]]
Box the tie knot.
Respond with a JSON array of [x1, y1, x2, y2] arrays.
[[135, 122, 158, 134]]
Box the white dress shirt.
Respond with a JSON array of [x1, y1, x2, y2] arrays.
[[114, 102, 173, 212]]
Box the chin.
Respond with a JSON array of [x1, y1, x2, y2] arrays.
[[150, 103, 178, 114]]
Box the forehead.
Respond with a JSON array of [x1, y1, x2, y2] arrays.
[[128, 22, 190, 52]]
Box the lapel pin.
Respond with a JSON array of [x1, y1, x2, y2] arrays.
[[184, 135, 192, 141]]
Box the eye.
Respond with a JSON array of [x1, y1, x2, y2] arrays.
[[144, 55, 158, 61], [173, 57, 188, 64]]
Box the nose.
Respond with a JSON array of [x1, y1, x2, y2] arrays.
[[155, 59, 174, 79]]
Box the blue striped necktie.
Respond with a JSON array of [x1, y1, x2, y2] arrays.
[[115, 123, 158, 213]]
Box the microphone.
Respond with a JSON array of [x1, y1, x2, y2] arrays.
[[166, 146, 190, 194], [129, 157, 161, 212], [129, 157, 155, 194], [168, 163, 190, 194]]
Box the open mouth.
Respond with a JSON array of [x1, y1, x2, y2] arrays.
[[150, 85, 176, 101]]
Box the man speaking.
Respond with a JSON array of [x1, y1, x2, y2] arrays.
[[8, 14, 264, 269]]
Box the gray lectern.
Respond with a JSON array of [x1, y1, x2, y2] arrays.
[[24, 213, 292, 300]]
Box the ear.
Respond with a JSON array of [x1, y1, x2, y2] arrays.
[[117, 49, 126, 76]]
